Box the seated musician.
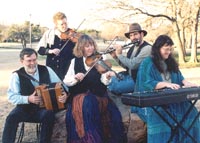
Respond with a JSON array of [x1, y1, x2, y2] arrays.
[[2, 48, 68, 143], [132, 35, 200, 143], [63, 34, 127, 143], [108, 23, 152, 94]]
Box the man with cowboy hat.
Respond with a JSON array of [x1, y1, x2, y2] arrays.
[[110, 22, 152, 82], [102, 23, 151, 143], [106, 23, 152, 94]]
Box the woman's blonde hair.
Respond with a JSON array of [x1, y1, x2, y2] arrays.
[[73, 34, 98, 57], [53, 12, 67, 24]]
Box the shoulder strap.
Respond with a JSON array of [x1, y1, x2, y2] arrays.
[[135, 41, 151, 57], [16, 71, 40, 83]]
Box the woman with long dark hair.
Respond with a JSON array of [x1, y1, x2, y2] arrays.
[[132, 35, 200, 143]]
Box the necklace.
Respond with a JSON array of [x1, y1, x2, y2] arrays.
[[160, 60, 171, 81], [163, 71, 171, 81]]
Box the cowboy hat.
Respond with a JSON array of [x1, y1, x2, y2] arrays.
[[124, 23, 147, 38]]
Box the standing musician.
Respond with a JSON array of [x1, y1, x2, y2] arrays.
[[37, 11, 76, 80], [63, 34, 127, 143], [2, 48, 68, 143], [132, 35, 200, 143]]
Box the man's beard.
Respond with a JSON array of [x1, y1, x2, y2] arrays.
[[25, 65, 37, 74], [132, 39, 140, 46]]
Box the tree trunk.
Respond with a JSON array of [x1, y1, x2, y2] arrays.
[[190, 24, 198, 63], [189, 7, 200, 63], [174, 22, 186, 63]]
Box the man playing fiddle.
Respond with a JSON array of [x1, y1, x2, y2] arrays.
[[37, 11, 76, 80]]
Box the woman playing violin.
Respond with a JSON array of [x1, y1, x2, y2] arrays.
[[63, 34, 127, 143], [37, 12, 76, 80]]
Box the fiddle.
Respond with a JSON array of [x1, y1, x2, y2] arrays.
[[85, 53, 111, 73], [60, 29, 82, 43], [85, 52, 102, 67], [52, 28, 82, 59], [85, 53, 122, 79], [60, 19, 86, 43]]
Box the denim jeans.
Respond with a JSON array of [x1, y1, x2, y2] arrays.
[[2, 106, 55, 143]]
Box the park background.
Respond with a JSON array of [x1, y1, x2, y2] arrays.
[[0, 42, 200, 143], [1, 0, 200, 142]]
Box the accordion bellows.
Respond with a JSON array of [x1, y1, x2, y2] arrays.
[[35, 82, 65, 111]]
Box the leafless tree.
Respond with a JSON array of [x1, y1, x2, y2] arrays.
[[97, 0, 200, 63]]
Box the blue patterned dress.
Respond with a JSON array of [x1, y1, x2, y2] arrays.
[[131, 57, 200, 143]]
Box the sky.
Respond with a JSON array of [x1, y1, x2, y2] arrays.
[[0, 0, 102, 30]]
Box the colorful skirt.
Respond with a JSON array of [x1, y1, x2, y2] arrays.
[[66, 92, 126, 143]]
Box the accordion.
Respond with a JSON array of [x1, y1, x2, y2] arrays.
[[35, 82, 66, 111]]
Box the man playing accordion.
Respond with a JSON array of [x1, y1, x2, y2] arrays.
[[2, 48, 68, 143]]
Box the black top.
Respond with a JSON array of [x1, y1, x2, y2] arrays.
[[16, 65, 50, 112], [69, 57, 107, 97], [38, 29, 75, 80]]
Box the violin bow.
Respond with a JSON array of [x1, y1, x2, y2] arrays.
[[83, 56, 102, 79], [104, 36, 118, 53], [73, 55, 102, 85], [75, 18, 86, 31]]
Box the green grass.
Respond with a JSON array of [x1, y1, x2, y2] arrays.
[[38, 55, 46, 60], [174, 53, 200, 68]]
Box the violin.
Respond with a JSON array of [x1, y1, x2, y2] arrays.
[[85, 53, 111, 73], [60, 29, 82, 43], [60, 19, 86, 43], [85, 53, 122, 79], [85, 52, 101, 66]]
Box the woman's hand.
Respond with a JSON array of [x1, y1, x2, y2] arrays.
[[156, 82, 181, 90], [182, 80, 198, 88], [74, 73, 85, 82], [165, 83, 181, 89], [105, 71, 116, 80]]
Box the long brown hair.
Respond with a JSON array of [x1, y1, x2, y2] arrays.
[[73, 34, 98, 58]]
